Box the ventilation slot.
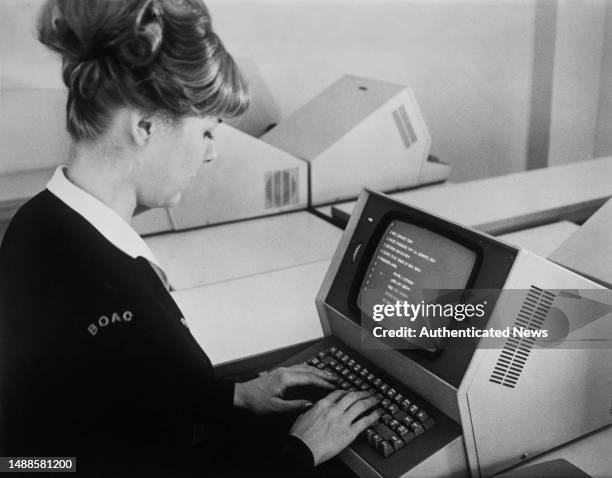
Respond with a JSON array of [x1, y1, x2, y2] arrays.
[[265, 168, 299, 209], [489, 286, 555, 389], [392, 105, 418, 148]]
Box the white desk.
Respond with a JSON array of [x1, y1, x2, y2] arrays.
[[146, 211, 342, 291], [498, 221, 579, 257], [332, 157, 612, 234], [172, 260, 329, 366]]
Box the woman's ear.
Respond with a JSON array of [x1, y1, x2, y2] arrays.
[[130, 111, 153, 146]]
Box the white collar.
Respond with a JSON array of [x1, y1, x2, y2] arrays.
[[46, 166, 167, 280]]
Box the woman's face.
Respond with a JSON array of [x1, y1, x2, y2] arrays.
[[135, 115, 220, 208]]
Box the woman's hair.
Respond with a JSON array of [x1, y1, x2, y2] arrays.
[[37, 0, 249, 142]]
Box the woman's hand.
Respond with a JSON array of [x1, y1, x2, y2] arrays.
[[289, 390, 382, 466], [234, 364, 339, 414]]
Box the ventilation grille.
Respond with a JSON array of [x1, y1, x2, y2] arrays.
[[392, 105, 418, 148], [265, 168, 299, 209], [489, 286, 555, 389]]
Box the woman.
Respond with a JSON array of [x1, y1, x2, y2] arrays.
[[0, 0, 381, 476]]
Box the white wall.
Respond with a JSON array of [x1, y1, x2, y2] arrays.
[[548, 0, 607, 166]]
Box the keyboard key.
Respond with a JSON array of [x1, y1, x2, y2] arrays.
[[329, 347, 338, 355], [340, 355, 349, 364], [316, 362, 326, 370], [408, 405, 420, 416], [340, 381, 351, 390], [378, 440, 394, 458], [400, 399, 412, 412], [379, 383, 389, 393], [341, 369, 350, 378], [386, 388, 397, 400], [416, 410, 429, 423], [387, 404, 399, 415], [396, 425, 410, 440], [359, 369, 368, 379], [353, 378, 364, 387], [370, 433, 383, 449], [401, 416, 414, 427], [334, 350, 343, 359], [329, 360, 338, 367], [373, 423, 398, 442], [402, 430, 416, 444], [309, 357, 320, 365], [422, 419, 435, 430], [347, 359, 356, 368], [333, 364, 343, 373], [366, 374, 376, 382], [392, 410, 408, 422], [362, 428, 375, 443], [353, 364, 362, 373], [359, 383, 371, 392], [393, 394, 403, 405], [388, 419, 400, 431], [347, 373, 356, 381], [410, 422, 425, 436], [381, 399, 391, 409], [381, 414, 393, 425], [390, 436, 405, 451], [317, 351, 327, 359], [372, 378, 382, 388], [322, 356, 334, 364]]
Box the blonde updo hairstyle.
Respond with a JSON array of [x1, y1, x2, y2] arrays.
[[37, 0, 249, 142]]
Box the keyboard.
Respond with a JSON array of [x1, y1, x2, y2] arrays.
[[305, 346, 436, 458]]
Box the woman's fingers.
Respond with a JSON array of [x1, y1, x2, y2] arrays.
[[351, 408, 383, 435], [336, 391, 373, 412], [344, 396, 379, 423], [270, 397, 314, 413], [291, 364, 339, 383], [279, 368, 338, 390]]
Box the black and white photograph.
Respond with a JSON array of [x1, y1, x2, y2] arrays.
[[0, 0, 611, 476]]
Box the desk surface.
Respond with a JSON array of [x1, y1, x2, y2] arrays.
[[172, 260, 329, 366], [147, 211, 342, 291], [332, 157, 612, 234]]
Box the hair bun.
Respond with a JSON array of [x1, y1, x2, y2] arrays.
[[118, 0, 163, 68]]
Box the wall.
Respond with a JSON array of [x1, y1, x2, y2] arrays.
[[548, 0, 607, 166]]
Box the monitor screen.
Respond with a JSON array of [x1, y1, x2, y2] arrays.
[[357, 220, 478, 351], [325, 191, 519, 387]]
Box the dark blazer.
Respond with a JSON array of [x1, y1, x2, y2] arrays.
[[0, 190, 313, 477]]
